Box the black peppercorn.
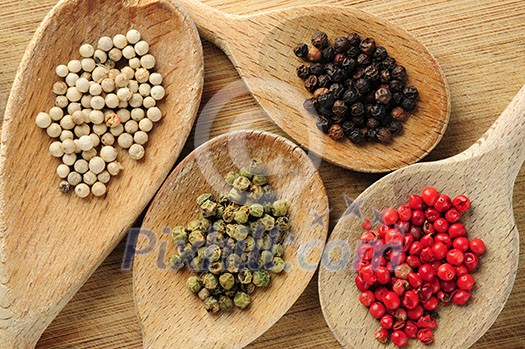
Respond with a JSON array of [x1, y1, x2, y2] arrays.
[[391, 106, 409, 122], [341, 57, 357, 75], [372, 46, 387, 61], [359, 38, 376, 55], [307, 47, 322, 62], [366, 128, 378, 142], [401, 97, 416, 111], [375, 87, 392, 105], [311, 31, 329, 49], [380, 69, 391, 83], [329, 83, 345, 99], [316, 106, 334, 118], [346, 46, 360, 58], [317, 91, 335, 109], [351, 114, 365, 127], [389, 80, 403, 92], [331, 113, 345, 124], [363, 92, 376, 104], [350, 102, 365, 117], [391, 65, 407, 80], [370, 104, 386, 119], [364, 64, 380, 81], [343, 88, 360, 104], [317, 74, 332, 87], [328, 124, 345, 141], [309, 63, 324, 76], [392, 92, 403, 105], [354, 78, 370, 94], [348, 128, 366, 144], [388, 120, 404, 135], [347, 32, 361, 46], [331, 67, 346, 82], [403, 86, 419, 99], [316, 116, 332, 132], [376, 127, 393, 143], [303, 98, 317, 114], [304, 75, 318, 92], [296, 65, 310, 80], [352, 67, 366, 80], [313, 87, 329, 99], [321, 46, 335, 63], [357, 53, 371, 66], [334, 37, 350, 53], [342, 120, 356, 135], [381, 57, 396, 70], [294, 43, 308, 58], [334, 53, 346, 65], [367, 117, 380, 129], [332, 100, 348, 116]]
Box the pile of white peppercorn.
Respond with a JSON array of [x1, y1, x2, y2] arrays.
[[35, 29, 164, 198]]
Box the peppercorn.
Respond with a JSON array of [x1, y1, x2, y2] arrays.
[[370, 105, 386, 120], [401, 97, 417, 111], [317, 91, 335, 109], [317, 74, 332, 88], [376, 127, 393, 143], [334, 53, 346, 65], [309, 63, 324, 75], [329, 83, 345, 99], [359, 38, 376, 55], [304, 75, 318, 92], [372, 46, 387, 61], [380, 69, 391, 83], [332, 100, 348, 116], [350, 102, 365, 117], [391, 106, 409, 121], [341, 57, 357, 75], [316, 116, 332, 132], [357, 53, 371, 66], [403, 86, 419, 99], [352, 66, 366, 79], [392, 65, 407, 80], [367, 118, 380, 129], [366, 128, 378, 142], [348, 128, 366, 144], [296, 65, 310, 80], [347, 32, 361, 46], [307, 47, 322, 62], [354, 78, 370, 94], [311, 31, 329, 49], [293, 43, 308, 58], [327, 124, 345, 141], [388, 120, 404, 135], [375, 87, 392, 105], [321, 46, 335, 62], [343, 88, 360, 104]]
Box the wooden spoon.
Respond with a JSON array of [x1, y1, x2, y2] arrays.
[[0, 0, 203, 346], [177, 0, 449, 173], [133, 130, 329, 348], [318, 85, 525, 348]]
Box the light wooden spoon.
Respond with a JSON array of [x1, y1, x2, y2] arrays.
[[318, 85, 525, 348], [0, 0, 203, 346], [133, 130, 329, 348], [178, 0, 449, 173]]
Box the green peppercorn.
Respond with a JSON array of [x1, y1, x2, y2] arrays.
[[250, 220, 266, 238], [186, 276, 202, 293], [269, 257, 286, 273], [202, 273, 218, 290], [198, 218, 211, 231], [259, 250, 274, 266], [233, 176, 251, 191], [219, 273, 236, 290], [259, 214, 275, 231], [212, 220, 226, 233], [249, 203, 264, 218], [272, 200, 288, 217], [247, 185, 264, 201], [196, 193, 214, 206], [271, 243, 284, 257], [225, 171, 240, 186], [257, 235, 272, 251], [215, 205, 224, 219], [200, 199, 218, 218], [198, 287, 211, 301], [238, 269, 253, 284], [242, 283, 256, 295], [222, 205, 236, 223], [206, 231, 225, 245], [234, 292, 251, 309], [204, 244, 221, 262], [249, 158, 266, 175], [227, 254, 241, 273], [218, 295, 234, 311], [187, 220, 201, 231], [276, 216, 290, 232], [188, 230, 206, 247], [239, 167, 253, 180], [252, 175, 267, 186], [197, 247, 206, 259], [209, 261, 223, 275], [244, 236, 256, 251], [233, 206, 249, 224], [228, 188, 245, 203], [171, 226, 187, 244], [253, 270, 270, 287], [189, 257, 203, 272], [232, 225, 249, 241], [203, 296, 220, 313], [168, 255, 184, 270]]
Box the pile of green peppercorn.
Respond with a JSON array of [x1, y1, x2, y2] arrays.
[[294, 31, 419, 144], [168, 159, 290, 313]]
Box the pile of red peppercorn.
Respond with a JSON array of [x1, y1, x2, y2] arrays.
[[355, 187, 486, 347], [294, 31, 419, 144]]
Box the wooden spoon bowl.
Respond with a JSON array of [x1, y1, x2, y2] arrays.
[[0, 0, 203, 346], [318, 86, 525, 348], [179, 0, 450, 173], [133, 130, 329, 348]]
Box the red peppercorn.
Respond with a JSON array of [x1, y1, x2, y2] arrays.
[[421, 187, 439, 206], [418, 284, 433, 302], [360, 265, 377, 285], [431, 242, 448, 260], [402, 290, 419, 310], [382, 208, 399, 226], [393, 320, 405, 331], [390, 249, 406, 266], [370, 302, 387, 319], [375, 286, 389, 302], [456, 265, 468, 276], [380, 314, 394, 329], [446, 249, 465, 266], [428, 277, 441, 294], [360, 230, 377, 242], [440, 279, 457, 293], [452, 237, 469, 252], [452, 289, 471, 305], [392, 308, 408, 321], [423, 221, 435, 235], [452, 194, 470, 213], [433, 217, 449, 233], [375, 266, 391, 284], [437, 263, 456, 281], [406, 255, 422, 269], [403, 234, 414, 253], [397, 221, 410, 234], [409, 241, 423, 255], [420, 234, 434, 248], [423, 296, 439, 311], [391, 330, 408, 347], [397, 204, 412, 221], [392, 279, 409, 296], [425, 207, 440, 222], [409, 194, 425, 210], [408, 272, 423, 288], [404, 321, 418, 338], [457, 274, 475, 291], [419, 264, 435, 281], [417, 328, 435, 345], [434, 194, 452, 212], [411, 210, 425, 226], [470, 238, 486, 255], [437, 291, 451, 305], [434, 233, 452, 249], [394, 263, 412, 279], [378, 224, 389, 238], [374, 328, 389, 343], [407, 304, 424, 320], [355, 275, 370, 291], [359, 290, 375, 307], [464, 252, 479, 272], [409, 225, 422, 240], [362, 218, 372, 230], [448, 222, 466, 239], [358, 243, 374, 260], [417, 314, 437, 330], [420, 247, 435, 263], [445, 208, 461, 223], [385, 229, 404, 245]]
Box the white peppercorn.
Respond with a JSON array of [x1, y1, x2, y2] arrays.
[[93, 50, 108, 65], [92, 182, 107, 197], [65, 73, 79, 87], [101, 133, 115, 146], [134, 131, 148, 145], [98, 36, 113, 51], [131, 108, 145, 121], [75, 124, 91, 138], [67, 60, 82, 73], [75, 78, 90, 93], [79, 43, 94, 58], [67, 171, 82, 186], [149, 72, 163, 85], [81, 58, 96, 72], [67, 102, 81, 114], [106, 59, 116, 69], [117, 133, 133, 148], [63, 153, 77, 166], [109, 48, 122, 61], [109, 124, 124, 136], [100, 145, 118, 162], [121, 66, 134, 80], [90, 96, 105, 110], [134, 41, 149, 56], [75, 183, 90, 198], [81, 95, 92, 109], [112, 34, 127, 49], [72, 110, 85, 125], [101, 78, 115, 93], [82, 148, 97, 161], [73, 139, 82, 153], [147, 107, 162, 122], [89, 83, 102, 96], [138, 83, 151, 96], [150, 85, 165, 100], [92, 123, 107, 136], [105, 94, 119, 109], [135, 68, 149, 83], [55, 96, 68, 108], [83, 171, 97, 185], [139, 118, 153, 132], [140, 54, 155, 69], [60, 130, 74, 141], [143, 96, 156, 108], [107, 161, 123, 176], [117, 87, 132, 101], [108, 68, 120, 80], [90, 133, 100, 148], [74, 159, 89, 174], [77, 135, 94, 151], [88, 110, 104, 124], [97, 171, 111, 184], [128, 80, 139, 93], [126, 29, 141, 44], [66, 87, 82, 102], [62, 139, 76, 154], [118, 100, 128, 109], [47, 123, 62, 138], [114, 73, 129, 88], [49, 141, 64, 157], [122, 46, 136, 59], [92, 66, 108, 82], [52, 81, 67, 95], [36, 112, 52, 129], [89, 156, 106, 174], [129, 93, 143, 108], [129, 57, 141, 69], [56, 164, 70, 178], [60, 115, 74, 130], [49, 107, 64, 121], [125, 120, 139, 134], [56, 64, 69, 78], [129, 144, 145, 160]]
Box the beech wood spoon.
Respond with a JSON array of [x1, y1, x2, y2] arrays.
[[133, 130, 329, 348], [0, 0, 203, 346], [318, 85, 525, 348], [178, 0, 450, 173]]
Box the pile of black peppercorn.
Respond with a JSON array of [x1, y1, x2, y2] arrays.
[[294, 31, 419, 144]]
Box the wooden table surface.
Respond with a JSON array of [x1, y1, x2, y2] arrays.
[[1, 0, 524, 347]]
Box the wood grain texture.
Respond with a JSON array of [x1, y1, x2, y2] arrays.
[[319, 85, 525, 349], [0, 0, 203, 347], [178, 0, 450, 173], [133, 130, 328, 348], [0, 0, 524, 348]]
